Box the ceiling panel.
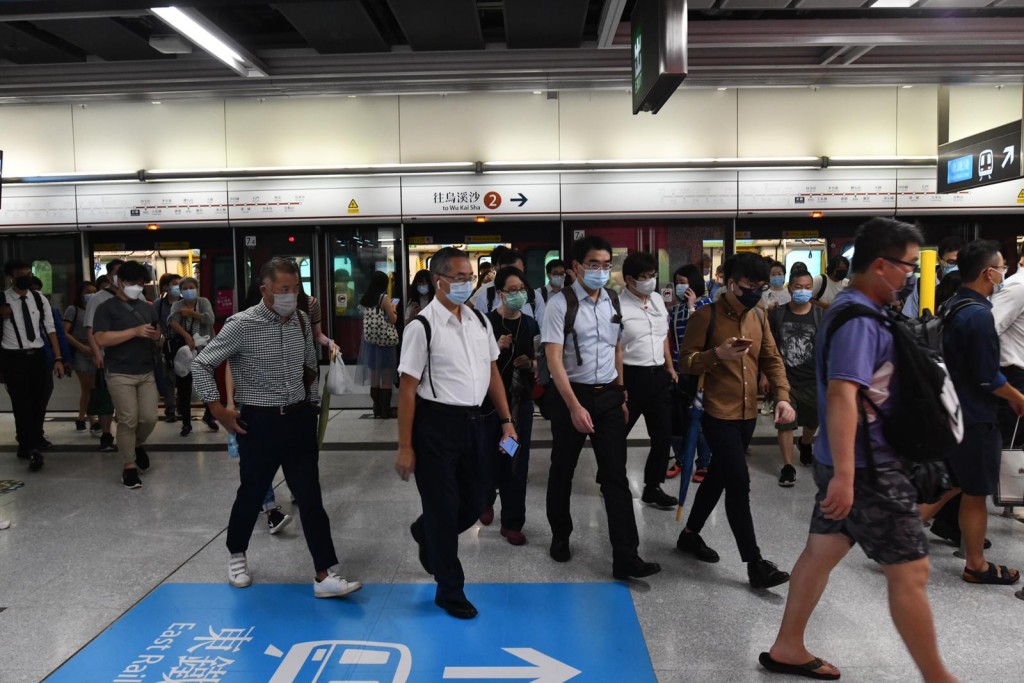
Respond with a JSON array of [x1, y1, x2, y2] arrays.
[[34, 17, 160, 61], [794, 0, 868, 8], [993, 0, 1024, 5], [919, 0, 997, 7], [504, 0, 589, 49], [275, 1, 388, 53], [0, 22, 82, 63], [386, 0, 484, 51], [720, 0, 794, 8]]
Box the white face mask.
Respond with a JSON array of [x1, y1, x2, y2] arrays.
[[124, 284, 144, 301], [271, 292, 297, 317], [633, 277, 657, 296]]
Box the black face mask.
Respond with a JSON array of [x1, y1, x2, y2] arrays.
[[833, 270, 849, 280], [735, 284, 763, 310], [13, 275, 32, 291]]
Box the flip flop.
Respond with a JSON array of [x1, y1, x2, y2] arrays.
[[962, 563, 1021, 585], [759, 652, 840, 680]]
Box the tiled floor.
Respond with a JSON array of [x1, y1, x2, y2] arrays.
[[1, 408, 1022, 682]]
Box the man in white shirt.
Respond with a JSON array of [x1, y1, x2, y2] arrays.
[[1, 259, 65, 472], [532, 259, 567, 331], [992, 242, 1024, 445], [471, 247, 538, 318], [810, 256, 850, 308], [396, 247, 518, 620], [619, 252, 679, 510]]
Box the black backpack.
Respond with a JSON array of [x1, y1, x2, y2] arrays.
[[410, 308, 487, 399], [536, 286, 623, 387]]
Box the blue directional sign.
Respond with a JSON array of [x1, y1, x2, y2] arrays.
[[49, 583, 655, 682], [938, 120, 1023, 193]]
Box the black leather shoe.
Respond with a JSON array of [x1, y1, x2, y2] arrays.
[[676, 530, 720, 563], [435, 595, 478, 619], [36, 438, 52, 451], [641, 485, 678, 510], [549, 536, 571, 563], [748, 558, 790, 589], [410, 523, 432, 575], [613, 556, 662, 581], [28, 451, 44, 472]]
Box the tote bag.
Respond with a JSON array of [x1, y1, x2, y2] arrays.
[[997, 418, 1024, 506], [363, 302, 399, 347]]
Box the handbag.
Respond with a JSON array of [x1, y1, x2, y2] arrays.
[[363, 297, 399, 347], [996, 418, 1024, 506]]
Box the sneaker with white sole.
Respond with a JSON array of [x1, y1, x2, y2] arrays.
[[267, 507, 292, 535], [228, 553, 252, 588], [314, 568, 362, 598], [122, 468, 142, 489]]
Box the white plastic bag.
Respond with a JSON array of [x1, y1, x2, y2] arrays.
[[174, 345, 198, 377], [325, 348, 352, 395]]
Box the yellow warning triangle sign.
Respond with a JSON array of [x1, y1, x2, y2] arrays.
[[347, 199, 360, 214], [1018, 189, 1024, 204]]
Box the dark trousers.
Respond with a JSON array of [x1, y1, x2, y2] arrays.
[[624, 365, 673, 487], [546, 384, 639, 561], [481, 399, 534, 531], [2, 350, 49, 455], [411, 399, 486, 601], [685, 414, 761, 563], [227, 404, 338, 572], [176, 372, 211, 424]]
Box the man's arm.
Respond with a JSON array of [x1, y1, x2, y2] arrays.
[[395, 374, 419, 481], [192, 318, 244, 404], [820, 379, 859, 520], [993, 284, 1024, 335]]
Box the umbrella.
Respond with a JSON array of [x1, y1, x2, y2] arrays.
[[676, 389, 705, 522]]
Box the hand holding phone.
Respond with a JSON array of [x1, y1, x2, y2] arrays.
[[731, 337, 753, 348], [499, 435, 519, 457]]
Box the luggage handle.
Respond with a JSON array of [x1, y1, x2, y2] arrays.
[[1013, 417, 1022, 447]]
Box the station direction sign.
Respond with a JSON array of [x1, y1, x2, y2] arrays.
[[49, 582, 654, 683], [938, 120, 1023, 194], [401, 180, 560, 218]]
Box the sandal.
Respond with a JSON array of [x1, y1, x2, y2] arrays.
[[962, 563, 1020, 585], [759, 652, 840, 680]]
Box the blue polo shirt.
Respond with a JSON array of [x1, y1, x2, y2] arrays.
[[942, 288, 1007, 426]]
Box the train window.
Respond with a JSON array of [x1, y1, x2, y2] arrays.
[[785, 250, 822, 279]]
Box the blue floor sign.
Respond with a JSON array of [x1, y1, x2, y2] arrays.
[[50, 583, 656, 682]]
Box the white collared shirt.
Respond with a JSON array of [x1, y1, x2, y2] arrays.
[[992, 268, 1024, 369], [541, 281, 621, 385], [533, 284, 561, 331], [619, 287, 668, 367], [2, 287, 54, 350], [399, 296, 500, 406]]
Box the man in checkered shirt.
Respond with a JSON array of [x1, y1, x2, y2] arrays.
[[192, 257, 361, 599]]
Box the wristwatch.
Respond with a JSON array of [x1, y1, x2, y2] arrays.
[[499, 417, 514, 425]]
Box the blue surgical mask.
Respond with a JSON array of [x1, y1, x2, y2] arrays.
[[504, 291, 528, 311], [446, 280, 473, 305], [792, 289, 813, 304], [675, 284, 690, 300], [942, 264, 958, 276], [770, 275, 786, 289], [548, 275, 565, 289], [582, 268, 610, 290], [170, 285, 181, 297], [83, 293, 95, 305], [416, 284, 429, 296], [182, 289, 198, 301]]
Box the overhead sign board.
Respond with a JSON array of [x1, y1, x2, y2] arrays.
[[401, 182, 560, 218], [937, 119, 1023, 194], [631, 0, 688, 114]]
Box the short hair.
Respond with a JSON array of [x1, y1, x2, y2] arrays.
[[95, 274, 110, 289], [3, 259, 30, 276], [935, 270, 963, 309], [494, 266, 527, 292], [622, 252, 657, 280], [259, 256, 299, 285], [850, 218, 925, 274], [789, 270, 814, 286], [106, 259, 124, 275], [29, 276, 43, 289], [495, 249, 523, 269], [159, 273, 181, 290], [430, 247, 469, 277], [770, 261, 786, 276], [117, 261, 149, 284], [723, 252, 770, 284], [956, 240, 1002, 283], [674, 263, 706, 297], [938, 236, 963, 258], [545, 259, 567, 274], [570, 236, 613, 266], [825, 255, 850, 276], [179, 277, 199, 290]]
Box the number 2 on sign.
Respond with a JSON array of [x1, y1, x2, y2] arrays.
[[484, 191, 502, 209]]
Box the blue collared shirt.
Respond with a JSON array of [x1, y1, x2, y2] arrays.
[[541, 281, 621, 385], [942, 288, 1007, 426]]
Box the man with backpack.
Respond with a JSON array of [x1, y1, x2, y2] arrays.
[[532, 258, 567, 331], [471, 247, 537, 318], [938, 240, 1024, 586], [768, 268, 822, 487], [761, 218, 957, 682], [542, 236, 660, 581]]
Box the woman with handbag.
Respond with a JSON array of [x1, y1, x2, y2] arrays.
[[168, 277, 217, 436], [355, 271, 399, 418]]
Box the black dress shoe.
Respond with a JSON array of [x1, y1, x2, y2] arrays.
[[613, 556, 662, 581], [28, 451, 44, 472], [410, 522, 432, 575], [549, 536, 571, 563], [36, 438, 52, 451], [676, 530, 720, 563], [748, 558, 790, 589], [435, 595, 478, 619], [641, 485, 678, 510], [16, 450, 31, 460]]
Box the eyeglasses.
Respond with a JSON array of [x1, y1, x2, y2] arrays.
[[990, 265, 1008, 275], [439, 273, 477, 285], [883, 257, 920, 273], [503, 287, 527, 294], [738, 282, 769, 293], [582, 262, 613, 272]]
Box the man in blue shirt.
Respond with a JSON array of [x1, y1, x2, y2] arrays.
[[938, 240, 1024, 586], [761, 218, 955, 682]]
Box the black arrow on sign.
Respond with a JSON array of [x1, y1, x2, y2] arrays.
[[511, 192, 528, 207]]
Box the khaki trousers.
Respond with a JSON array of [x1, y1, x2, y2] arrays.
[[106, 372, 158, 466]]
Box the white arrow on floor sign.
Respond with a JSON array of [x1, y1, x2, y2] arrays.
[[1003, 145, 1016, 169], [443, 647, 581, 682]]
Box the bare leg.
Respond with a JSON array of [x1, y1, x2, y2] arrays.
[[918, 488, 960, 524], [799, 427, 815, 447], [881, 559, 958, 683], [768, 533, 851, 676], [77, 371, 95, 421], [959, 494, 991, 573], [777, 430, 794, 467]]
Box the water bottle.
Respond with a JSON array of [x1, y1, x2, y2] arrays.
[[227, 433, 239, 459]]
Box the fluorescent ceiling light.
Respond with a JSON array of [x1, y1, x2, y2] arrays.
[[870, 0, 917, 7], [151, 6, 267, 77]]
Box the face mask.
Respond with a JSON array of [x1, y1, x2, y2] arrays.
[[83, 293, 95, 305], [271, 292, 297, 317], [792, 289, 813, 304], [416, 284, 429, 296], [734, 284, 763, 310], [124, 284, 145, 301], [581, 268, 610, 290], [675, 284, 690, 300], [633, 277, 657, 296], [504, 291, 528, 311], [13, 275, 32, 290], [182, 289, 198, 301], [170, 285, 181, 297], [834, 270, 849, 281], [990, 269, 1006, 295], [942, 264, 958, 275], [770, 275, 786, 289], [445, 280, 473, 305], [549, 275, 565, 289]]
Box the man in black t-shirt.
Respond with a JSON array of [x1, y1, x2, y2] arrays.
[[768, 270, 822, 487]]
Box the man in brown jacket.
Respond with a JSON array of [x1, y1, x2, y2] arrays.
[[675, 252, 796, 589]]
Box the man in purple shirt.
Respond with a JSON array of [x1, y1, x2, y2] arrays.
[[760, 218, 956, 683]]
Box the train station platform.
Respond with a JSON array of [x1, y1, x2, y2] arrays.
[[0, 408, 1022, 682]]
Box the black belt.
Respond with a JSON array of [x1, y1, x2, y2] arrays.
[[2, 348, 42, 356], [570, 382, 625, 395], [624, 364, 664, 373], [416, 397, 481, 418], [243, 401, 311, 415]]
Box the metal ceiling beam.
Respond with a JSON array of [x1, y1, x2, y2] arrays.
[[597, 0, 629, 48], [840, 45, 875, 64], [819, 45, 850, 64]]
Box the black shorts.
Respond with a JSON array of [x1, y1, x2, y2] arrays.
[[947, 422, 1002, 497], [809, 461, 928, 566], [777, 383, 818, 432]]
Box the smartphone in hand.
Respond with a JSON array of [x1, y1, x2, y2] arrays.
[[499, 435, 519, 457], [731, 337, 754, 348]]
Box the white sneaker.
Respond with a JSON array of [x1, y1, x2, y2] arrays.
[[314, 568, 362, 598], [228, 553, 252, 588], [0, 520, 10, 530]]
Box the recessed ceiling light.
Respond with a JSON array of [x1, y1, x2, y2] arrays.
[[871, 0, 917, 7], [348, 95, 357, 98], [151, 100, 162, 104], [533, 90, 543, 95], [717, 87, 727, 91]]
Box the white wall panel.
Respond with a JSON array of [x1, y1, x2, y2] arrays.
[[558, 89, 738, 160], [398, 93, 559, 163], [561, 171, 738, 216], [896, 86, 938, 156], [225, 96, 401, 167], [71, 101, 227, 172], [0, 185, 76, 228], [949, 85, 1024, 140], [738, 87, 899, 157], [0, 105, 76, 176]]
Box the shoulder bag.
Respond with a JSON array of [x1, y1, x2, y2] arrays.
[[363, 295, 399, 347]]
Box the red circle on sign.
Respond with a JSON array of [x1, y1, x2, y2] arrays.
[[484, 191, 502, 210]]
